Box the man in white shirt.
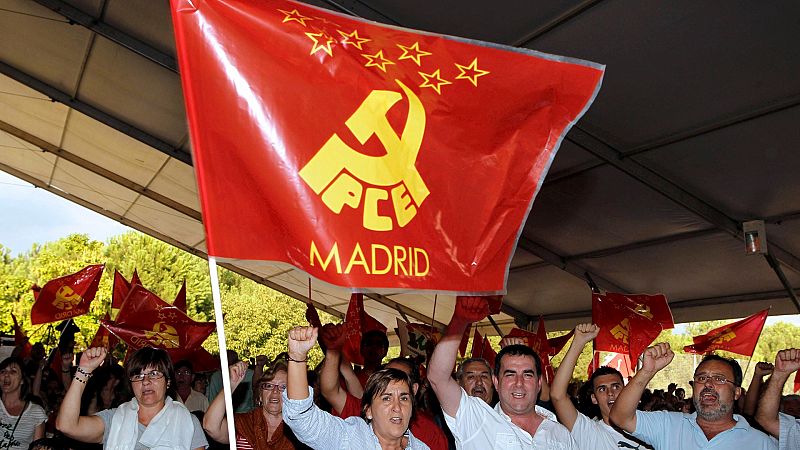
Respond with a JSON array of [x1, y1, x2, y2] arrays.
[[756, 348, 800, 450], [551, 323, 651, 449], [174, 360, 209, 413], [428, 296, 576, 449], [456, 358, 494, 405]]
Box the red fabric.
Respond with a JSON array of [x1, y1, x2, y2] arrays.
[[11, 313, 32, 358], [602, 352, 633, 379], [305, 302, 323, 329], [102, 284, 215, 362], [170, 0, 604, 294], [505, 324, 553, 382], [334, 392, 446, 450], [31, 265, 104, 325], [130, 270, 142, 287], [547, 329, 574, 356], [111, 270, 131, 319], [470, 328, 483, 360], [90, 313, 119, 350], [794, 371, 800, 393], [683, 309, 768, 357], [31, 284, 41, 301], [587, 351, 600, 378], [592, 292, 671, 363], [458, 327, 470, 358], [341, 293, 387, 365], [487, 296, 504, 315], [173, 280, 187, 313], [481, 337, 497, 368]]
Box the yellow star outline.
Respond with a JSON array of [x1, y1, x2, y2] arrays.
[[305, 31, 336, 57], [278, 8, 313, 27], [397, 42, 432, 66], [455, 58, 490, 87], [362, 50, 395, 72], [337, 29, 371, 50], [418, 69, 452, 94]]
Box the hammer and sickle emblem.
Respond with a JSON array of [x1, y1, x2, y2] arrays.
[[610, 318, 630, 344], [633, 304, 654, 320], [144, 322, 180, 349], [299, 79, 429, 231], [711, 328, 736, 344], [53, 286, 83, 310]]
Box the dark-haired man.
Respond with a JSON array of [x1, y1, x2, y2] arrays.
[[428, 296, 576, 449], [610, 342, 777, 449], [551, 323, 651, 449]]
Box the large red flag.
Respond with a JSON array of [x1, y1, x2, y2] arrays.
[[173, 280, 187, 313], [31, 265, 104, 325], [102, 285, 215, 358], [170, 0, 604, 294], [593, 292, 672, 363], [11, 313, 32, 358], [341, 293, 387, 365], [683, 309, 768, 356]]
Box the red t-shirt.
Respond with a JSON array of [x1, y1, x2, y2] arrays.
[[333, 392, 447, 450]]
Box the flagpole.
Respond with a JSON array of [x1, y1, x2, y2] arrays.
[[207, 257, 236, 448], [431, 294, 438, 330]]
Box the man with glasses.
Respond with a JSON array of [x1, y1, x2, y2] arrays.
[[174, 360, 209, 413], [609, 343, 777, 449]]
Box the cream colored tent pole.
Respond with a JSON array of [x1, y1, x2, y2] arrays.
[[208, 256, 237, 448]]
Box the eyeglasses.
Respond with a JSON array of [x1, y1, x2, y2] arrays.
[[130, 370, 165, 383], [175, 369, 193, 376], [259, 382, 287, 392], [693, 374, 735, 386]]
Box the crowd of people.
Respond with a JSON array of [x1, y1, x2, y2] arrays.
[[2, 297, 798, 449]]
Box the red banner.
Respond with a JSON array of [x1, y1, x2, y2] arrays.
[[102, 285, 215, 357], [341, 293, 387, 365], [31, 265, 104, 325], [683, 309, 768, 357], [170, 0, 604, 294], [592, 292, 672, 363]]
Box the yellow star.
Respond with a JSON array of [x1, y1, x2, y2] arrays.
[[397, 42, 432, 66], [305, 31, 335, 57], [337, 29, 371, 50], [278, 8, 313, 27], [362, 50, 395, 72], [455, 58, 490, 87], [418, 69, 452, 94]]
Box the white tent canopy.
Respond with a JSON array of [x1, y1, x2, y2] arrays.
[[1, 0, 798, 337]]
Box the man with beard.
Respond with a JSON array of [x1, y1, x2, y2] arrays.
[[610, 343, 777, 449], [756, 348, 800, 450], [455, 358, 494, 405], [428, 296, 576, 449]]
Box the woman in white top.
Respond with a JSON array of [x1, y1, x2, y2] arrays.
[[0, 356, 47, 450], [56, 346, 207, 450]]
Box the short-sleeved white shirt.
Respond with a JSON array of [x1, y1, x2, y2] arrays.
[[779, 413, 799, 450], [632, 410, 776, 450], [571, 412, 652, 449], [443, 388, 577, 449]]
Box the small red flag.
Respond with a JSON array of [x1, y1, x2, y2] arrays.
[[481, 337, 497, 368], [547, 329, 574, 357], [458, 327, 470, 358], [593, 292, 671, 363], [173, 280, 187, 313], [31, 265, 104, 325], [470, 328, 484, 360], [170, 0, 604, 294], [683, 309, 768, 357], [587, 351, 600, 378], [90, 313, 120, 350], [130, 269, 142, 287], [11, 313, 32, 358], [505, 323, 554, 382], [341, 293, 387, 365], [111, 270, 132, 321], [305, 302, 323, 329], [102, 284, 215, 357], [31, 284, 41, 301]]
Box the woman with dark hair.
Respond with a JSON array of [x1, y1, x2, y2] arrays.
[[0, 357, 47, 450], [56, 347, 208, 449], [204, 358, 308, 449], [283, 326, 429, 450], [85, 364, 129, 415]]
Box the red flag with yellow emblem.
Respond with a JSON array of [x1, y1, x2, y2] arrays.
[[592, 292, 673, 363], [102, 284, 215, 357], [31, 265, 104, 325], [683, 309, 768, 356], [170, 0, 604, 294]]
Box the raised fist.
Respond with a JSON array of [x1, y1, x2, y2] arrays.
[[774, 348, 800, 374], [640, 343, 673, 374], [78, 347, 107, 373], [453, 296, 490, 324], [320, 323, 347, 350], [499, 336, 525, 349], [573, 323, 600, 346], [754, 361, 774, 378], [288, 326, 318, 360], [229, 361, 249, 389]]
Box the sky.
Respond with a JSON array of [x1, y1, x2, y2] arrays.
[[1, 170, 798, 329]]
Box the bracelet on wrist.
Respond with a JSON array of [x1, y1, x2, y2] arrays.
[[75, 366, 93, 377], [72, 375, 88, 384], [288, 356, 307, 363]]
